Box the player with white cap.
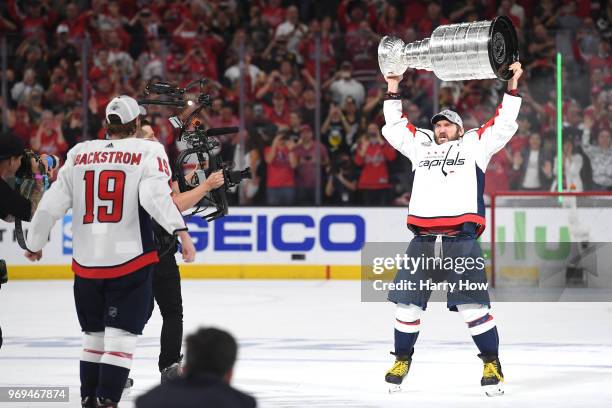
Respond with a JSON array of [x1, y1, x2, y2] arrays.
[[25, 95, 196, 408]]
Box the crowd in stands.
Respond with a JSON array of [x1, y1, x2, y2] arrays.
[[1, 0, 611, 206]]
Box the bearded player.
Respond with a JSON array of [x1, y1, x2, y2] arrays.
[[381, 62, 523, 396]]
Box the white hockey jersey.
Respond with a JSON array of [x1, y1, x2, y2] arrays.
[[382, 93, 522, 236], [26, 138, 187, 278]]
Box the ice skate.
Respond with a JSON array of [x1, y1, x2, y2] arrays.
[[121, 377, 134, 399], [385, 352, 412, 393], [81, 396, 95, 408], [161, 355, 184, 383], [479, 353, 504, 397], [95, 397, 118, 408]]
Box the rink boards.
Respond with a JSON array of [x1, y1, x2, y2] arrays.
[[1, 206, 611, 281]]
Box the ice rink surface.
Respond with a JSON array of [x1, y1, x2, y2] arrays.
[[1, 280, 612, 408]]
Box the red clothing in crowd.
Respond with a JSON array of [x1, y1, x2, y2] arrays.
[[11, 109, 36, 145], [418, 16, 450, 37], [376, 20, 406, 38], [37, 128, 68, 157], [354, 141, 396, 189], [485, 149, 512, 198], [588, 54, 612, 79], [300, 36, 336, 81], [294, 141, 329, 188], [93, 89, 115, 118], [403, 2, 427, 27], [344, 29, 378, 75], [261, 5, 286, 29], [264, 104, 291, 128], [208, 116, 239, 130], [59, 12, 90, 40], [336, 1, 378, 33], [264, 145, 295, 188], [507, 134, 529, 155], [7, 0, 56, 40]]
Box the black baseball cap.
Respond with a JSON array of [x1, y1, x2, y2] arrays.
[[0, 133, 25, 160]]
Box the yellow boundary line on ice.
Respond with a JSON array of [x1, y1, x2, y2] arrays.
[[6, 265, 528, 281], [7, 265, 362, 280]]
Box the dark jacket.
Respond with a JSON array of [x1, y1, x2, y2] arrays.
[[135, 374, 256, 408], [0, 178, 32, 221], [509, 148, 553, 190]]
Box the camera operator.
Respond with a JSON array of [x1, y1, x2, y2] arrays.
[[140, 120, 225, 382], [0, 132, 53, 349], [0, 133, 49, 223]]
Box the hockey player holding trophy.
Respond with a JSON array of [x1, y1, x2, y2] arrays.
[[378, 17, 522, 396]]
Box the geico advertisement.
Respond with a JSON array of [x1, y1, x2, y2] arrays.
[[0, 208, 413, 265], [2, 206, 609, 265]]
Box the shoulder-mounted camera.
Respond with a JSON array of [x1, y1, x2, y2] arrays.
[[139, 79, 251, 222]]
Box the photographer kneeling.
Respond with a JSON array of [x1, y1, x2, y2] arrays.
[[0, 132, 54, 348]]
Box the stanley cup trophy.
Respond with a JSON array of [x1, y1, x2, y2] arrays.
[[378, 16, 518, 81]]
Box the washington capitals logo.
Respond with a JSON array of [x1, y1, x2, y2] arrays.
[[417, 145, 465, 176]]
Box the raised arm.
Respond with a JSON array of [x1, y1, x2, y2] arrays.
[[26, 149, 75, 253], [580, 115, 597, 157], [381, 75, 420, 163], [471, 62, 523, 166]]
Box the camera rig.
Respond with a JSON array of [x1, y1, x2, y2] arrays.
[[139, 79, 251, 221]]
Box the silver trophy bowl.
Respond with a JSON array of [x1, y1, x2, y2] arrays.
[[378, 16, 518, 81]]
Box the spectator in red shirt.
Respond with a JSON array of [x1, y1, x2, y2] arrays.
[[343, 22, 380, 85], [8, 108, 36, 146], [8, 0, 56, 42], [208, 103, 239, 130], [403, 1, 427, 28], [172, 18, 199, 51], [261, 0, 286, 29], [337, 0, 378, 33], [507, 115, 532, 155], [31, 110, 68, 157], [485, 148, 513, 203], [60, 1, 91, 41], [418, 2, 449, 37], [294, 124, 329, 205], [287, 78, 305, 112], [354, 123, 396, 205], [255, 71, 288, 103], [89, 74, 117, 120], [300, 17, 336, 83], [264, 131, 297, 205], [376, 3, 405, 38], [265, 91, 291, 129], [457, 89, 489, 124]]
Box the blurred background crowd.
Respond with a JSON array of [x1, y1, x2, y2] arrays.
[[1, 0, 611, 206]]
